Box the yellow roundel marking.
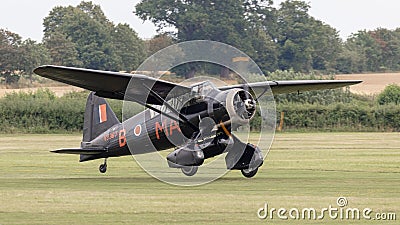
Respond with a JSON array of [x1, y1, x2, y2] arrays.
[[134, 124, 142, 136]]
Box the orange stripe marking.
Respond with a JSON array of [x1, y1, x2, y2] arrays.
[[99, 104, 107, 123]]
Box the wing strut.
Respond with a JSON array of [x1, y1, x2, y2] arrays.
[[142, 84, 198, 130], [122, 93, 185, 123]]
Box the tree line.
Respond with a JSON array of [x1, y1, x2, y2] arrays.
[[1, 1, 146, 85], [1, 77, 399, 133], [135, 0, 400, 75], [2, 0, 400, 84]]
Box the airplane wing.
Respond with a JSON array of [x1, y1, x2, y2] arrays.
[[219, 80, 362, 97], [34, 66, 362, 103], [33, 65, 190, 105]]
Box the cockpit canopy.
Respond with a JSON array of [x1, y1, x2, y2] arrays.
[[190, 81, 218, 97]]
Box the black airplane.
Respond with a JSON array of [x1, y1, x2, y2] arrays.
[[34, 65, 361, 178]]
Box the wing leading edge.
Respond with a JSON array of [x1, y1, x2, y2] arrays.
[[219, 80, 362, 97], [33, 65, 190, 105], [34, 65, 362, 102]]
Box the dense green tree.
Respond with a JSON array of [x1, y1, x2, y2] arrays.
[[0, 29, 50, 84], [111, 23, 146, 72], [19, 39, 51, 80], [145, 33, 176, 56], [42, 6, 76, 37], [354, 30, 382, 72], [369, 28, 400, 71], [276, 0, 341, 72], [335, 45, 365, 74], [377, 84, 400, 105], [250, 30, 278, 72], [309, 20, 341, 71], [135, 0, 278, 76], [43, 1, 145, 71], [76, 1, 111, 26], [276, 0, 312, 71], [43, 3, 114, 70], [338, 28, 400, 73], [338, 31, 378, 73], [0, 29, 23, 84], [44, 31, 82, 67]]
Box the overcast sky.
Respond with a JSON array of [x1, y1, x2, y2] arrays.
[[1, 0, 400, 42]]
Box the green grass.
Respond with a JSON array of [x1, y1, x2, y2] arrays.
[[0, 133, 399, 224]]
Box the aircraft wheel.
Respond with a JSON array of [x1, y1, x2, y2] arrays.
[[99, 163, 107, 173], [241, 167, 258, 178], [181, 166, 198, 176]]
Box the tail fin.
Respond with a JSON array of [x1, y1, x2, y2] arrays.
[[83, 92, 120, 142]]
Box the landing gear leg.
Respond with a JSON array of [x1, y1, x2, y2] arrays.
[[99, 158, 108, 173]]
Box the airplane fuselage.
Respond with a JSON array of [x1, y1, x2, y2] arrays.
[[80, 94, 228, 162]]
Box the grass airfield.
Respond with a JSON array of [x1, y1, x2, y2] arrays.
[[0, 133, 399, 224]]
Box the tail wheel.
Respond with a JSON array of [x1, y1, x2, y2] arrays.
[[99, 164, 107, 173], [99, 158, 107, 173], [181, 166, 198, 176], [241, 167, 258, 178]]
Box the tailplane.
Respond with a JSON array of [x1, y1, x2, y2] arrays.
[[51, 148, 106, 155]]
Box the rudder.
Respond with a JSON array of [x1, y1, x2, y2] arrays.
[[83, 92, 120, 142]]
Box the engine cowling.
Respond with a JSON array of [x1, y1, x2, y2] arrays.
[[225, 89, 256, 125]]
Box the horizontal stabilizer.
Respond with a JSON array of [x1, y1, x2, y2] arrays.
[[51, 148, 106, 155]]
